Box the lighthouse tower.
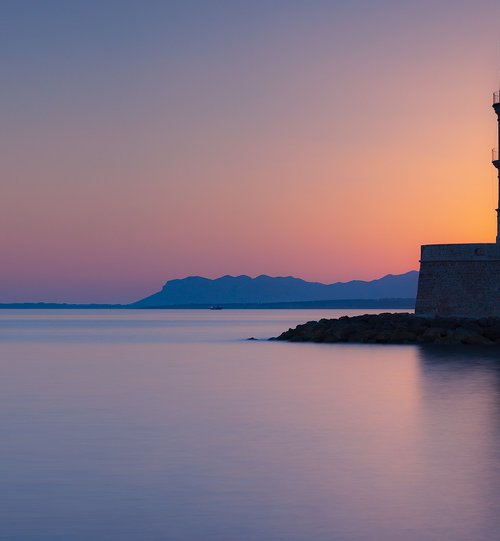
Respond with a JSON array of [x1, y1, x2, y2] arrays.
[[493, 91, 500, 242], [415, 86, 500, 317]]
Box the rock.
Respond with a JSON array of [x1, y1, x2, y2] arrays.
[[388, 329, 417, 343], [420, 327, 447, 343], [482, 322, 500, 341], [272, 313, 500, 346], [461, 334, 494, 345]]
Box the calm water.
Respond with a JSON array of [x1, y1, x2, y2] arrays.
[[0, 309, 499, 541]]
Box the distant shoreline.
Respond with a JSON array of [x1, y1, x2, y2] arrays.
[[0, 298, 415, 310]]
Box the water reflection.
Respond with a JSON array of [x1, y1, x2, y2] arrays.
[[416, 346, 500, 541], [0, 311, 499, 540]]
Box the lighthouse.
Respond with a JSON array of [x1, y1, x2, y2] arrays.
[[493, 91, 500, 242], [415, 86, 500, 317]]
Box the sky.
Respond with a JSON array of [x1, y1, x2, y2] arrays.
[[2, 0, 500, 303]]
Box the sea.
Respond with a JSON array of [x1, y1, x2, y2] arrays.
[[0, 309, 499, 541]]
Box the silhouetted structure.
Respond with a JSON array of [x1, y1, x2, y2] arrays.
[[415, 89, 500, 317]]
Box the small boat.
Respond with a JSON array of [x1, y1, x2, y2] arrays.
[[209, 305, 223, 310]]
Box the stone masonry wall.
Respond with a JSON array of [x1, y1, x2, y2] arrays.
[[416, 243, 500, 317]]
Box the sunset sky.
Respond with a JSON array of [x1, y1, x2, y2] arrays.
[[2, 0, 500, 303]]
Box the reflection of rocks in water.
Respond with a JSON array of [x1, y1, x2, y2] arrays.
[[417, 345, 500, 388], [274, 313, 500, 346], [418, 344, 500, 364], [417, 345, 500, 394]]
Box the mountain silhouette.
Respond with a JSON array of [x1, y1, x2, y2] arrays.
[[132, 271, 419, 307]]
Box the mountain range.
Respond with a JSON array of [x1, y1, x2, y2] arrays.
[[132, 271, 419, 308]]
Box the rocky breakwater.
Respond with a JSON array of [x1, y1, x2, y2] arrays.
[[273, 313, 500, 345]]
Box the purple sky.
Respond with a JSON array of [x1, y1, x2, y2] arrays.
[[2, 0, 500, 302]]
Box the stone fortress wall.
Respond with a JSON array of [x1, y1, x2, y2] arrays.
[[415, 243, 500, 317]]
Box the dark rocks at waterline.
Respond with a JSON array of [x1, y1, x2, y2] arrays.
[[273, 313, 500, 345]]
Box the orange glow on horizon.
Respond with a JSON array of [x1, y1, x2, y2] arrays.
[[2, 1, 500, 302]]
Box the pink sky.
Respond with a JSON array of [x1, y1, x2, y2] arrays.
[[1, 1, 500, 303]]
